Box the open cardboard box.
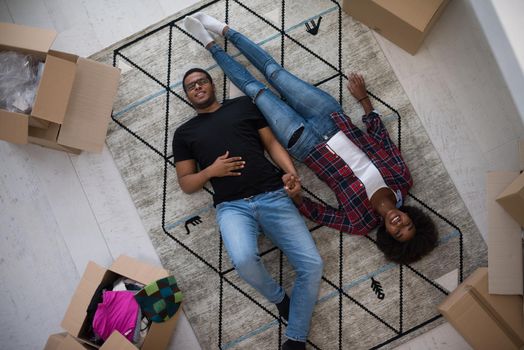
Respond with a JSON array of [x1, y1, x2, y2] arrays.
[[438, 268, 524, 350], [59, 255, 180, 350], [342, 0, 450, 55], [0, 23, 120, 153]]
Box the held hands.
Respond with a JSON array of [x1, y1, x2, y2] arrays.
[[282, 173, 303, 205], [205, 151, 245, 178]]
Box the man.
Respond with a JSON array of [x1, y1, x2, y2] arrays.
[[173, 67, 323, 350]]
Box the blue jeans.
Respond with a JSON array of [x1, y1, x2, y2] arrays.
[[216, 189, 323, 342], [209, 29, 341, 161]]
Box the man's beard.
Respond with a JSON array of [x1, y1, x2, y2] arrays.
[[193, 93, 217, 110]]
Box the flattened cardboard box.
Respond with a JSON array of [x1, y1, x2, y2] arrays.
[[342, 0, 449, 54], [0, 22, 120, 153], [487, 172, 524, 296], [438, 268, 524, 350], [61, 255, 180, 350]]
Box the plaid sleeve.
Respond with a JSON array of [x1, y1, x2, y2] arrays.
[[298, 197, 367, 235], [361, 111, 397, 152]]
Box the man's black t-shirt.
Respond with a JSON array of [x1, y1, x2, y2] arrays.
[[172, 96, 282, 205]]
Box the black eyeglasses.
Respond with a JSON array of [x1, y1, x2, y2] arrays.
[[185, 78, 210, 92]]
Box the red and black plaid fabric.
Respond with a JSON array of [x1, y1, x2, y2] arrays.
[[298, 111, 413, 235]]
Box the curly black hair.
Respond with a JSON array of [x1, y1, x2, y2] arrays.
[[376, 205, 438, 265]]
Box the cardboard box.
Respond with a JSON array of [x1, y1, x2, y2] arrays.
[[438, 268, 524, 350], [342, 0, 450, 54], [60, 255, 180, 350], [497, 171, 524, 228], [0, 23, 120, 153], [487, 172, 524, 296]]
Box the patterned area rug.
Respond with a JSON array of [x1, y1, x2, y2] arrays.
[[91, 0, 487, 348]]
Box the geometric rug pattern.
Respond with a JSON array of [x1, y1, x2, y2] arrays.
[[90, 0, 487, 348]]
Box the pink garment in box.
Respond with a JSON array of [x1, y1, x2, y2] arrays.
[[93, 290, 139, 341]]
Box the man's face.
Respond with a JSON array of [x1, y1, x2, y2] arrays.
[[384, 208, 416, 242], [184, 72, 216, 110]]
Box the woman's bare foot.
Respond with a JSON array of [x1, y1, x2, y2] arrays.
[[346, 72, 367, 101]]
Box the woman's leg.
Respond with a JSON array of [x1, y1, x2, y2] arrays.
[[208, 42, 319, 161], [225, 29, 342, 132], [189, 13, 340, 138], [184, 16, 326, 160]]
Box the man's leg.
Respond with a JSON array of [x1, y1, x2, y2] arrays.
[[256, 189, 323, 344], [216, 199, 286, 305]]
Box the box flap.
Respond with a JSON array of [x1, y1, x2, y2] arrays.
[[32, 55, 76, 124], [48, 49, 79, 63], [61, 261, 108, 336], [28, 116, 50, 129], [0, 22, 56, 55], [496, 172, 524, 227], [373, 0, 445, 32], [141, 309, 181, 350], [28, 124, 81, 154], [438, 268, 487, 312], [44, 333, 67, 350], [468, 268, 524, 343], [439, 286, 519, 350], [439, 268, 522, 349], [58, 58, 120, 153], [110, 255, 168, 285], [58, 335, 89, 350], [28, 122, 60, 143], [100, 331, 137, 350], [487, 172, 524, 295], [0, 110, 28, 144]]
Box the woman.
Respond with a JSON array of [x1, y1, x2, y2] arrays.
[[183, 13, 437, 265]]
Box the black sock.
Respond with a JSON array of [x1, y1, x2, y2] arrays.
[[282, 339, 305, 350], [276, 294, 290, 321]]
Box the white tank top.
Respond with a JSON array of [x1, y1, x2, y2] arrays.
[[326, 130, 389, 201]]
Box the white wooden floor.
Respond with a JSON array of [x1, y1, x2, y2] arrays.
[[0, 0, 522, 349]]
